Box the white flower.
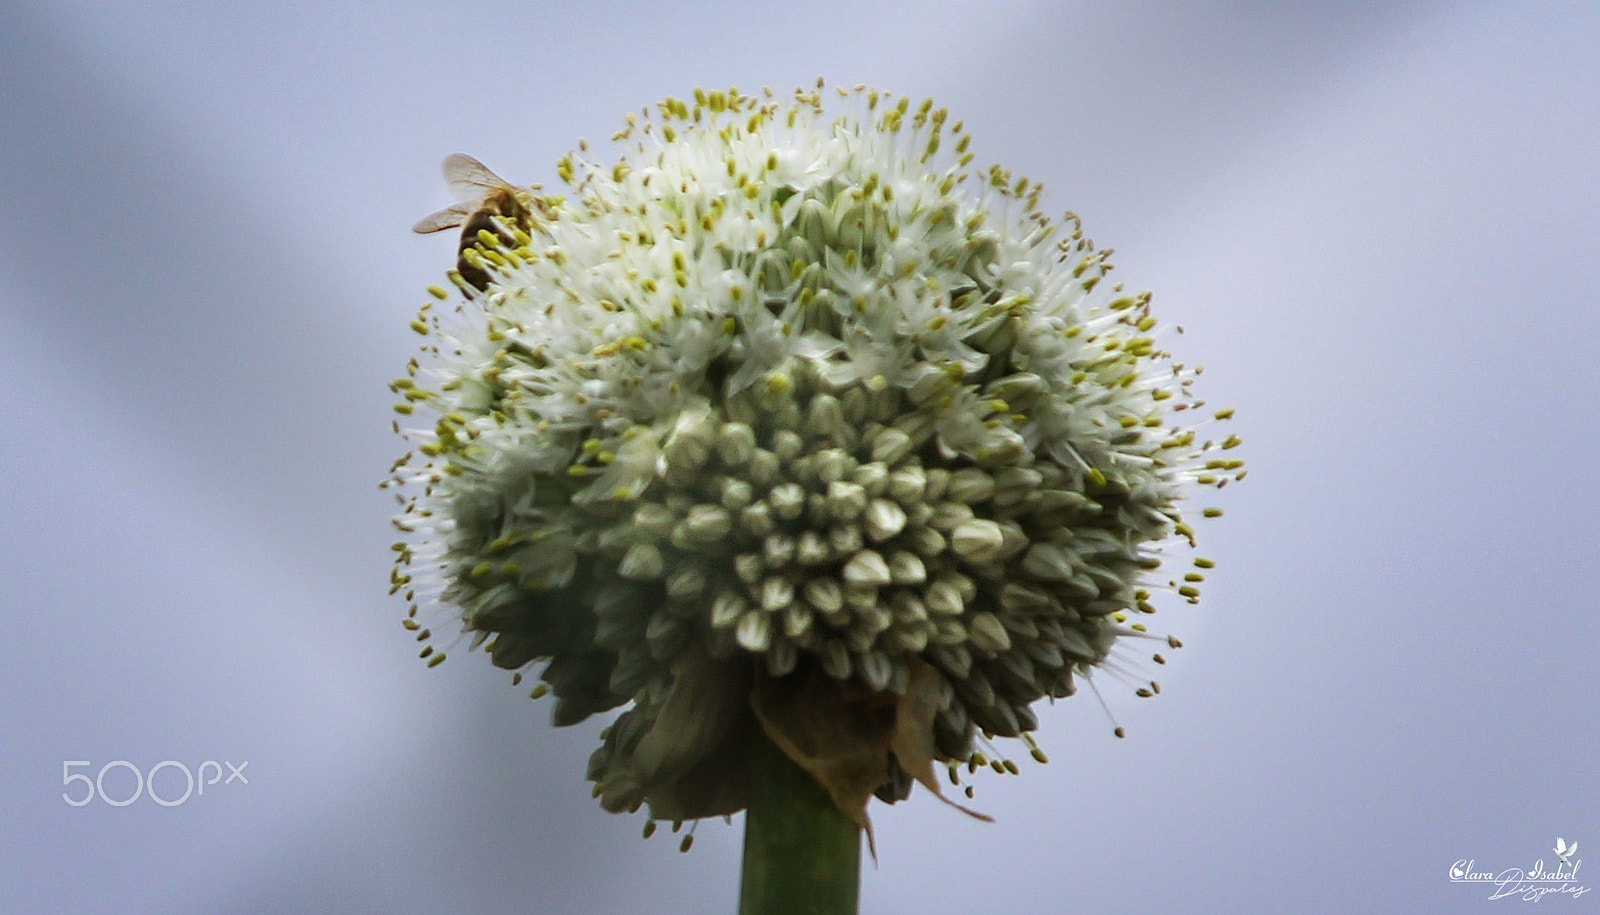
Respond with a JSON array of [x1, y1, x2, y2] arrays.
[[385, 82, 1243, 831]]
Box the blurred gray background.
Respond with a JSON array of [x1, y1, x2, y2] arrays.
[[2, 1, 1596, 912]]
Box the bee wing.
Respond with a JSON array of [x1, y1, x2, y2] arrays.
[[412, 201, 474, 234], [441, 153, 509, 200], [416, 154, 520, 233]]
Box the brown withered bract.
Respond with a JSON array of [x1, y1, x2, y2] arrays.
[[751, 656, 991, 859], [584, 651, 990, 852], [413, 153, 535, 291]]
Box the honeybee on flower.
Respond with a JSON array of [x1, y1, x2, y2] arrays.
[[413, 153, 540, 292]]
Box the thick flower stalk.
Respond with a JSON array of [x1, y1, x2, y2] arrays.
[[386, 83, 1242, 841]]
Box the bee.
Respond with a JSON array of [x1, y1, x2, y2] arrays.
[[413, 153, 535, 292]]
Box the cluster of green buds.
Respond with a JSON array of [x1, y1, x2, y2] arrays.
[[385, 80, 1242, 835]]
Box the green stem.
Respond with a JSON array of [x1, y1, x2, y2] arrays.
[[738, 726, 862, 915]]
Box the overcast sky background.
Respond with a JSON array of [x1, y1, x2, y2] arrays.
[[2, 2, 1597, 912]]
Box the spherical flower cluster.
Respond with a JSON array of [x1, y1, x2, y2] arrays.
[[386, 82, 1242, 829]]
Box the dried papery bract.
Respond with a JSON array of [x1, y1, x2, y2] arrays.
[[752, 657, 990, 857]]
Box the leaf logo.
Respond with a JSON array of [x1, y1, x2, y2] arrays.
[[1556, 838, 1578, 866]]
